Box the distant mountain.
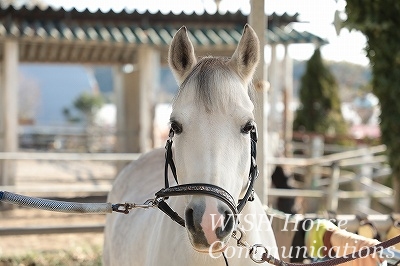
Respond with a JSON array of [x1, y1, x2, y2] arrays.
[[328, 61, 371, 87], [293, 60, 371, 101], [19, 61, 370, 127], [157, 61, 372, 103], [91, 61, 370, 105], [93, 66, 113, 94]]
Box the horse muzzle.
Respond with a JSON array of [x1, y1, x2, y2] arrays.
[[185, 196, 235, 253]]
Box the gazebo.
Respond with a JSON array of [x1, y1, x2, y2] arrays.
[[0, 3, 326, 193]]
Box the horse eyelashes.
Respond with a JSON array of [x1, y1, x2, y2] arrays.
[[170, 121, 183, 134], [241, 121, 255, 134]]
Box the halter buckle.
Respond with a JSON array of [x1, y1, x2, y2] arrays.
[[248, 189, 255, 202], [232, 227, 250, 249], [112, 199, 157, 214]]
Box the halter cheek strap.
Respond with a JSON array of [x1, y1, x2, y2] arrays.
[[237, 127, 258, 212], [158, 126, 259, 227], [164, 129, 178, 189]]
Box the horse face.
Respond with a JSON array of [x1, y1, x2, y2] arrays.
[[168, 25, 259, 253]]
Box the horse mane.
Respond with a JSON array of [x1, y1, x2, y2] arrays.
[[173, 56, 255, 113]]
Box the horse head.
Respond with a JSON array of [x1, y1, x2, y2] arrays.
[[168, 25, 260, 253]]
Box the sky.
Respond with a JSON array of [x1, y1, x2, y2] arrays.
[[43, 0, 369, 66]]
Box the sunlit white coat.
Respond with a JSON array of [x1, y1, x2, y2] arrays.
[[103, 25, 278, 266]]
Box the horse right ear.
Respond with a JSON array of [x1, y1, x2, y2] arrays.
[[228, 24, 260, 84], [168, 26, 197, 85]]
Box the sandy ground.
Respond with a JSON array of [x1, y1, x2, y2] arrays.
[[0, 232, 104, 257], [0, 204, 106, 258], [0, 160, 117, 258]]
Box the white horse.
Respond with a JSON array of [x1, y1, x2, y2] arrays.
[[103, 25, 279, 266]]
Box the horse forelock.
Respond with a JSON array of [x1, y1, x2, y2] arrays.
[[173, 56, 254, 113]]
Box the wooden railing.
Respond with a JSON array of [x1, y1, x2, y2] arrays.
[[267, 137, 392, 214], [0, 140, 395, 237]]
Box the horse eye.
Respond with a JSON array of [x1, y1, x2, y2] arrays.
[[170, 121, 183, 134], [241, 121, 254, 134]]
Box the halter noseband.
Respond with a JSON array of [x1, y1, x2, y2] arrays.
[[155, 126, 259, 227]]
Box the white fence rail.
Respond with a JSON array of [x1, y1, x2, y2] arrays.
[[267, 141, 393, 215], [0, 152, 141, 161], [0, 141, 396, 237], [0, 143, 393, 210]]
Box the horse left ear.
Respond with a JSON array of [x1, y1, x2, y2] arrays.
[[168, 26, 197, 85], [228, 24, 260, 84]]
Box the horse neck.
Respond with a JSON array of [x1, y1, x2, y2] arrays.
[[239, 193, 280, 258]]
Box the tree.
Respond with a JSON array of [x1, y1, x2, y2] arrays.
[[345, 0, 400, 211], [73, 92, 103, 120], [70, 92, 104, 152], [293, 48, 347, 136]]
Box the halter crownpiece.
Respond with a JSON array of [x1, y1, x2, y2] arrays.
[[157, 125, 259, 227]]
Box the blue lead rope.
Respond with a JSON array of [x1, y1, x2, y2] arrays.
[[0, 190, 113, 214]]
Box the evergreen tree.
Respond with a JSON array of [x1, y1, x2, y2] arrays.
[[345, 0, 400, 211], [293, 48, 347, 135]]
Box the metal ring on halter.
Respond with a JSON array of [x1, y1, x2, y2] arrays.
[[250, 244, 269, 264], [232, 227, 250, 249]]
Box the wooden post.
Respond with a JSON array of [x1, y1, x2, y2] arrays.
[[0, 40, 18, 189], [249, 0, 268, 204], [302, 135, 324, 212], [353, 144, 373, 212], [137, 46, 159, 152], [282, 44, 293, 157], [268, 44, 279, 132], [326, 162, 340, 211], [114, 47, 159, 155], [113, 65, 127, 155]]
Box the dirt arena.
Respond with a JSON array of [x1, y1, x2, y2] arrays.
[[0, 159, 117, 259]]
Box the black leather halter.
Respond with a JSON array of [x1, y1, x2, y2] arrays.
[[154, 126, 259, 227]]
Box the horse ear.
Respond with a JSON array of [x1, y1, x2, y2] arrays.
[[168, 26, 197, 84], [228, 24, 260, 84]]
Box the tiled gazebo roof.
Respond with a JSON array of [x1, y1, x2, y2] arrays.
[[0, 4, 327, 64]]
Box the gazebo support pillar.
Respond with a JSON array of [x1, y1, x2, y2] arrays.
[[0, 40, 18, 189], [282, 44, 293, 157], [114, 47, 159, 156], [269, 44, 280, 131], [249, 0, 268, 204]]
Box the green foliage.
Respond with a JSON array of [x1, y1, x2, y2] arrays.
[[293, 48, 347, 135], [345, 0, 400, 178], [62, 92, 103, 124], [73, 92, 104, 116]]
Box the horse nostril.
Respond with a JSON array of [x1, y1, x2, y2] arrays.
[[216, 210, 234, 239], [223, 210, 234, 232], [185, 208, 196, 232]]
